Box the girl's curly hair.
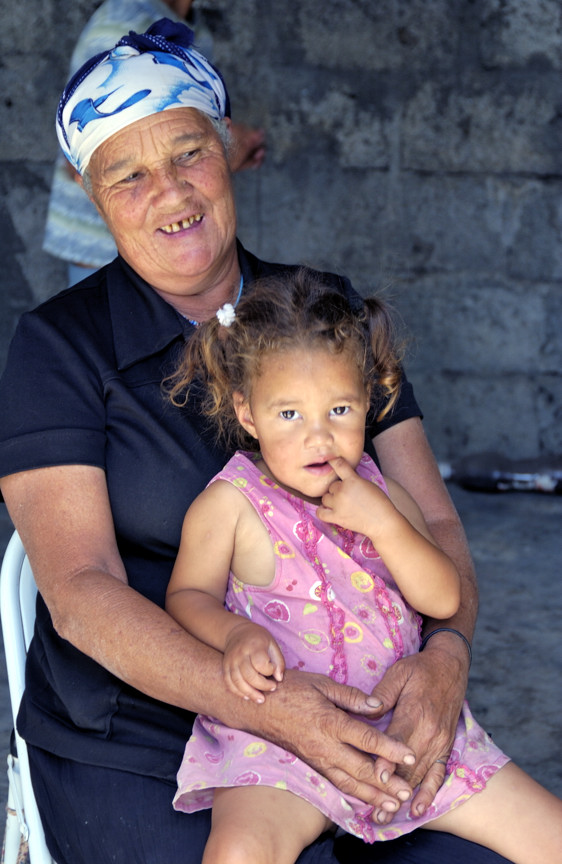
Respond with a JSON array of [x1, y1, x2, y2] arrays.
[[166, 267, 403, 450]]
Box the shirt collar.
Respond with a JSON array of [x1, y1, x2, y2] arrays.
[[107, 256, 186, 371], [107, 242, 257, 371]]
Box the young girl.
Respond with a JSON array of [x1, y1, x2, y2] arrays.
[[165, 270, 562, 864]]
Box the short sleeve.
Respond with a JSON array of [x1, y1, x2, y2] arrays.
[[0, 306, 107, 479], [369, 375, 422, 438]]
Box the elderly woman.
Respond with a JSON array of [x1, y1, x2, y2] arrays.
[[0, 19, 503, 864], [42, 0, 266, 287]]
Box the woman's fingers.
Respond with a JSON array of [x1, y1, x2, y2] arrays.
[[409, 758, 449, 817], [260, 671, 416, 817]]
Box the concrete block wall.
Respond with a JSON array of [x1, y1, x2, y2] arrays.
[[1, 0, 560, 463]]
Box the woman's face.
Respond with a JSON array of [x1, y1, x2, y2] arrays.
[[87, 107, 237, 296]]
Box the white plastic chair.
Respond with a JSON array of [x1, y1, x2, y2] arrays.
[[1, 531, 56, 864]]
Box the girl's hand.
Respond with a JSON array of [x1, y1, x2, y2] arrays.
[[223, 620, 285, 704], [317, 456, 394, 537]]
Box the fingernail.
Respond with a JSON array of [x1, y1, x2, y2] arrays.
[[382, 800, 398, 812], [380, 770, 390, 784], [416, 803, 426, 816], [398, 790, 410, 802], [404, 754, 416, 765], [375, 809, 389, 824], [366, 696, 382, 708]]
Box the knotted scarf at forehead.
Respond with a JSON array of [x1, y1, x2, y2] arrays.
[[56, 18, 230, 174]]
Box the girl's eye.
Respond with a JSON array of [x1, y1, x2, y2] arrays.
[[280, 409, 300, 421], [331, 405, 350, 416]]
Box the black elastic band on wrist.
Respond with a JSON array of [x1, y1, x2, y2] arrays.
[[420, 627, 472, 668]]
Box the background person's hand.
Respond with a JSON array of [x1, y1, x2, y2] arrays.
[[229, 123, 266, 171]]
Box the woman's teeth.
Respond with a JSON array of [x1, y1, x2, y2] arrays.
[[161, 214, 203, 234]]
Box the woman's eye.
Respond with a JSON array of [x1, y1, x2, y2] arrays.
[[331, 405, 350, 416], [177, 150, 198, 164], [280, 409, 299, 421], [120, 171, 142, 184]]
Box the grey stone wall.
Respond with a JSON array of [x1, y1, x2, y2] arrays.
[[1, 0, 561, 463]]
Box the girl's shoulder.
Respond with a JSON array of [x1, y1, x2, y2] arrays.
[[209, 450, 263, 487]]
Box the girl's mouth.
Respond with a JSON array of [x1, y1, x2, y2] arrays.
[[304, 461, 333, 475]]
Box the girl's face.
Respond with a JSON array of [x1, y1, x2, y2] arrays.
[[234, 346, 369, 504]]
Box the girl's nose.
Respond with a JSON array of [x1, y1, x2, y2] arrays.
[[305, 422, 333, 447]]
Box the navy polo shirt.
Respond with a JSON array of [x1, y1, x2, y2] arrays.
[[0, 243, 421, 780]]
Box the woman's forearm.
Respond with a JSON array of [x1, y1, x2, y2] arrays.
[[421, 514, 478, 645], [165, 587, 244, 655]]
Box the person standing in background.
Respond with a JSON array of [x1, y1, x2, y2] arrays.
[[42, 0, 266, 287]]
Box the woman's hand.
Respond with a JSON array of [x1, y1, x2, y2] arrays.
[[223, 620, 285, 704], [253, 669, 416, 825], [366, 631, 470, 818]]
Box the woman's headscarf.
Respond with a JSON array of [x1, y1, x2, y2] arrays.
[[57, 18, 231, 175]]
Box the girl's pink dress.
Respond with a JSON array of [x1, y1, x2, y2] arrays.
[[173, 451, 509, 842]]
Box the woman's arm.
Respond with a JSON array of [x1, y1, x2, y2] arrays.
[[1, 463, 416, 823], [370, 417, 478, 816]]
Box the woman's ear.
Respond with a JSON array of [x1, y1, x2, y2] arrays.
[[233, 392, 258, 439]]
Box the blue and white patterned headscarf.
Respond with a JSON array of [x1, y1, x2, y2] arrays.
[[57, 18, 231, 175]]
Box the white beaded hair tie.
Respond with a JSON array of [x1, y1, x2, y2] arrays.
[[216, 303, 236, 327]]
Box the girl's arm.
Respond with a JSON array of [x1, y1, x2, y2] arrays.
[[318, 456, 460, 619], [379, 476, 461, 618], [166, 481, 285, 702]]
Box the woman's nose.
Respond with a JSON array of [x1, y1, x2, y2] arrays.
[[153, 167, 191, 199]]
